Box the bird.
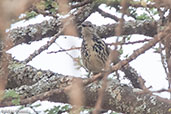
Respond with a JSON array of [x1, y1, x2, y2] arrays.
[[81, 21, 120, 75]]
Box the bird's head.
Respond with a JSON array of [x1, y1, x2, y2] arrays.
[[81, 21, 95, 39]]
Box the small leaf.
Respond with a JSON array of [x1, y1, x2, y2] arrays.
[[12, 98, 20, 105], [51, 1, 58, 8], [36, 1, 46, 10], [18, 105, 25, 110], [32, 103, 41, 108], [50, 8, 56, 14], [61, 105, 70, 111], [3, 90, 19, 99], [45, 106, 60, 114], [119, 49, 123, 55], [25, 11, 37, 20], [136, 13, 151, 20]]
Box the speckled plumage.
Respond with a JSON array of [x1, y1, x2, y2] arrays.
[[81, 21, 109, 74]]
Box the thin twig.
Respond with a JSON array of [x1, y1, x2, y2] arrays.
[[24, 28, 63, 63], [107, 38, 151, 46], [47, 39, 151, 55], [152, 89, 171, 93], [96, 8, 119, 22], [24, 3, 83, 63], [159, 42, 171, 99], [93, 74, 108, 114], [159, 42, 168, 75], [54, 42, 75, 59], [111, 24, 171, 73], [83, 73, 102, 86], [47, 47, 80, 54], [145, 7, 155, 20], [93, 49, 116, 114]]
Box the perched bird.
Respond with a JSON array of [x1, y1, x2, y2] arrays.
[[81, 21, 119, 74]]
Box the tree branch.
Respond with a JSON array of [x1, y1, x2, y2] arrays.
[[7, 3, 95, 49], [96, 20, 157, 38], [1, 66, 171, 113], [96, 7, 119, 22], [111, 23, 171, 73], [8, 19, 158, 50]]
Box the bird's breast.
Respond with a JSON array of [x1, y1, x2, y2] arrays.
[[81, 40, 109, 73]]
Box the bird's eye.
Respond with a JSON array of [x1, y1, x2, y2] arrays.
[[88, 24, 92, 27], [82, 22, 93, 27], [82, 24, 86, 27]]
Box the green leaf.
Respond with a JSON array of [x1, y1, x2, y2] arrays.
[[51, 1, 58, 8], [3, 90, 19, 99], [45, 105, 71, 114], [18, 105, 25, 110], [12, 98, 20, 105], [136, 13, 151, 20], [36, 1, 46, 10], [111, 112, 118, 114], [61, 105, 70, 111], [49, 8, 56, 14], [32, 103, 41, 108], [124, 54, 129, 58], [119, 49, 123, 55], [25, 11, 37, 20], [3, 90, 20, 105], [149, 8, 158, 15], [45, 106, 61, 114], [126, 35, 131, 41]]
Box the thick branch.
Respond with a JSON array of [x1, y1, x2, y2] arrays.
[[7, 4, 94, 49], [2, 61, 171, 113], [121, 65, 143, 89], [96, 20, 157, 38], [8, 19, 158, 49], [7, 60, 61, 89]]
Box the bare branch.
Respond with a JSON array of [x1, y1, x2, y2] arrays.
[[7, 3, 95, 49], [107, 38, 151, 46], [47, 39, 151, 54], [47, 47, 80, 54], [111, 23, 171, 73], [96, 8, 119, 22], [24, 27, 63, 63]]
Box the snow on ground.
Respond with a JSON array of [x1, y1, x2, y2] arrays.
[[0, 101, 70, 114], [3, 4, 169, 114]]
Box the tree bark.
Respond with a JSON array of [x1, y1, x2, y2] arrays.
[[8, 19, 157, 49], [7, 3, 95, 49], [2, 59, 171, 114]]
